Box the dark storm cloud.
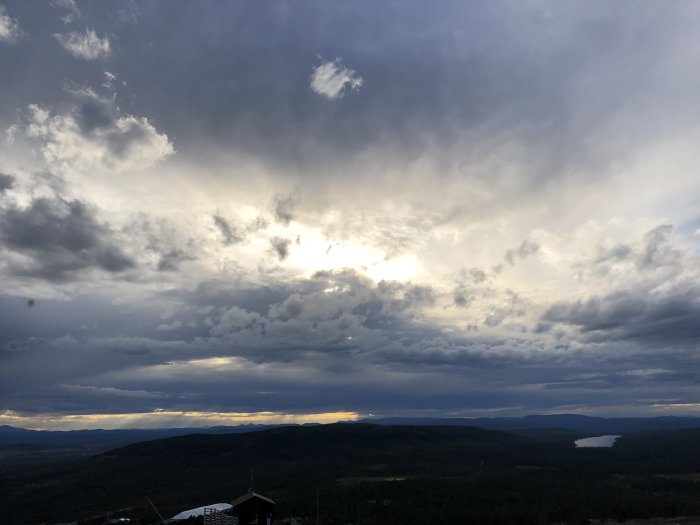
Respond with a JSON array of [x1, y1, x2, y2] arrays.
[[0, 196, 133, 281], [374, 280, 435, 315], [452, 286, 470, 308], [4, 268, 700, 417], [124, 214, 197, 272], [484, 289, 528, 328], [467, 268, 488, 284], [273, 193, 296, 225], [0, 287, 215, 414], [156, 248, 195, 272], [167, 279, 289, 315], [504, 239, 540, 266], [270, 237, 291, 261], [0, 173, 15, 192], [211, 213, 269, 247], [579, 225, 687, 281], [69, 87, 117, 134], [0, 293, 172, 345], [0, 270, 538, 416], [544, 225, 700, 345], [0, 270, 493, 415], [543, 285, 700, 345], [212, 214, 244, 245], [203, 270, 505, 371], [452, 268, 492, 308], [594, 243, 632, 264], [540, 368, 698, 392], [638, 224, 680, 270]]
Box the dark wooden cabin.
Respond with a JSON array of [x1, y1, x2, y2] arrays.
[[230, 491, 275, 525]]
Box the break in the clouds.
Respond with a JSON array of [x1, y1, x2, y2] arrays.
[[55, 28, 110, 60], [2, 0, 700, 429], [310, 58, 363, 99]]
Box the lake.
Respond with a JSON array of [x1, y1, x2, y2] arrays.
[[574, 435, 622, 448]]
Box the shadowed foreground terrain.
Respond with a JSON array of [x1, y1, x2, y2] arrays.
[[2, 423, 700, 524]]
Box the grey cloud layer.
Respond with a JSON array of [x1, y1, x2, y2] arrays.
[[0, 195, 133, 281], [0, 270, 586, 413], [0, 172, 14, 192], [2, 1, 700, 421], [542, 225, 700, 347], [4, 266, 700, 417], [6, 0, 697, 175]]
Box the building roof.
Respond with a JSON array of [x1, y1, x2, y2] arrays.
[[231, 491, 275, 507], [171, 503, 232, 520]]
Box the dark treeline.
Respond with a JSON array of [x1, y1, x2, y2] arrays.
[[2, 424, 700, 524]]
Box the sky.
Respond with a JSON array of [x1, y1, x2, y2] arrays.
[[2, 1, 700, 430]]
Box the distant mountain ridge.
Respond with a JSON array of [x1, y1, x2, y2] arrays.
[[3, 414, 700, 448], [360, 414, 700, 433], [0, 423, 296, 446]]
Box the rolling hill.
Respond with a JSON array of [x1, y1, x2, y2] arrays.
[[3, 423, 700, 524]]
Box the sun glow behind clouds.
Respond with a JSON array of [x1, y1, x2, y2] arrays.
[[0, 410, 361, 431], [286, 225, 418, 282], [6, 0, 700, 424]]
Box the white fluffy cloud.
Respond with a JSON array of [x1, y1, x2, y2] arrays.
[[55, 29, 110, 60], [0, 5, 20, 43], [310, 58, 363, 99], [26, 88, 174, 173]]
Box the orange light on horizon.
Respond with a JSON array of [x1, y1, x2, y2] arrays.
[[0, 409, 362, 431]]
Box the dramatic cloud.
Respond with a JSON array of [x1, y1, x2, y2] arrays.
[[124, 214, 197, 273], [0, 195, 133, 281], [310, 58, 363, 99], [26, 88, 174, 173], [0, 5, 20, 43], [542, 225, 700, 345], [212, 214, 244, 245], [54, 29, 111, 60], [271, 237, 292, 261], [273, 193, 297, 225], [0, 172, 14, 192], [543, 286, 700, 344], [211, 214, 268, 246], [505, 239, 540, 266], [156, 248, 195, 272], [3, 1, 700, 427]]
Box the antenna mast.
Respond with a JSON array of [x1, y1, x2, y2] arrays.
[[146, 497, 167, 525]]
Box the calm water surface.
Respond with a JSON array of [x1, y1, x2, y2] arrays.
[[574, 435, 622, 448]]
